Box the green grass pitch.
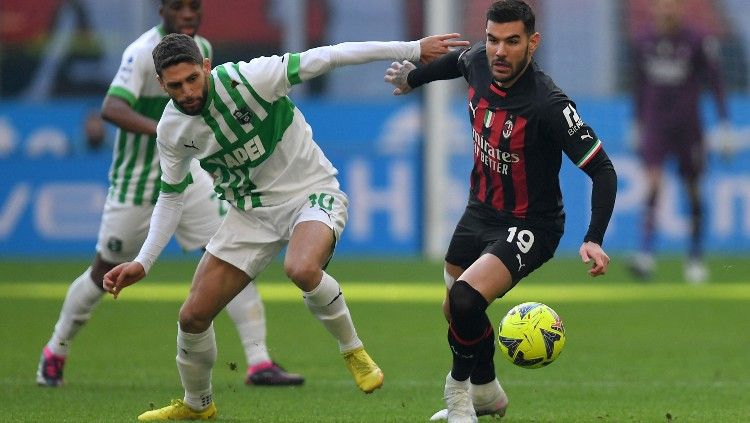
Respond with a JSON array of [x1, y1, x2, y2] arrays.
[[1, 256, 749, 422]]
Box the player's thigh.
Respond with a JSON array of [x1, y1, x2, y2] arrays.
[[174, 167, 224, 251], [448, 209, 560, 287], [181, 251, 251, 324], [95, 198, 152, 263], [205, 205, 286, 280], [287, 186, 349, 269], [483, 220, 561, 289], [445, 207, 488, 271]]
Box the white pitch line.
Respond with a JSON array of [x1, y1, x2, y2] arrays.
[[1, 282, 749, 302]]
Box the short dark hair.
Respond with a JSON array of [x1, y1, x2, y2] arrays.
[[152, 33, 203, 76], [487, 0, 536, 35]]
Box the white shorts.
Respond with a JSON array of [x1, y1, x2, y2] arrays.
[[96, 162, 223, 263], [206, 183, 348, 279]]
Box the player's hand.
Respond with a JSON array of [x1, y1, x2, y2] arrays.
[[103, 262, 146, 299], [418, 33, 469, 64], [579, 241, 609, 277], [715, 120, 736, 162], [385, 60, 417, 95]]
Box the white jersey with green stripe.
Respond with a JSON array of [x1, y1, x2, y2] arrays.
[[106, 25, 212, 206], [155, 40, 421, 210]]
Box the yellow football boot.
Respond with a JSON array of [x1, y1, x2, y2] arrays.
[[137, 399, 216, 421], [342, 347, 384, 393]]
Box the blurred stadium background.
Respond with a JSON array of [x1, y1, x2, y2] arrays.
[[1, 0, 750, 260]]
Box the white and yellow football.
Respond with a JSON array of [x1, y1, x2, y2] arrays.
[[497, 302, 566, 369]]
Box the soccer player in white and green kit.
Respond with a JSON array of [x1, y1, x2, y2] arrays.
[[37, 0, 303, 390], [104, 32, 470, 420]]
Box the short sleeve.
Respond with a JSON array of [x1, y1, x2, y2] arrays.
[[106, 44, 148, 106], [155, 107, 194, 192]]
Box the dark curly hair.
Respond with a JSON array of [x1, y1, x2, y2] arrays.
[[152, 33, 203, 76], [487, 0, 536, 35]]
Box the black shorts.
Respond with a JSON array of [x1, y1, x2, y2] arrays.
[[445, 202, 563, 285]]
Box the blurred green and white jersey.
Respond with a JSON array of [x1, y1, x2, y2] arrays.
[[106, 25, 211, 205], [156, 54, 339, 210]]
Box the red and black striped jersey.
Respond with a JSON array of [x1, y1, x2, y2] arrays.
[[457, 44, 603, 221]]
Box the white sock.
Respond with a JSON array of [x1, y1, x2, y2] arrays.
[[444, 269, 456, 290], [224, 282, 271, 367], [47, 267, 104, 356], [177, 324, 216, 411], [303, 272, 362, 353]]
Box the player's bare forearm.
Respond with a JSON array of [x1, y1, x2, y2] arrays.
[[579, 241, 609, 277], [103, 262, 146, 299], [101, 95, 158, 135]]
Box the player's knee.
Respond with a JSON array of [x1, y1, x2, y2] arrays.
[[448, 280, 488, 319], [178, 307, 213, 333], [283, 260, 321, 287]]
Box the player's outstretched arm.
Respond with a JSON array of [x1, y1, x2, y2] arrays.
[[417, 33, 469, 63], [103, 262, 146, 299], [579, 241, 609, 277], [294, 34, 467, 84]]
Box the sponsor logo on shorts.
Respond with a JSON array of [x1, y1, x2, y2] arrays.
[[107, 237, 123, 253]]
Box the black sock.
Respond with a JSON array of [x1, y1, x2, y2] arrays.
[[470, 329, 496, 385], [447, 280, 491, 381]]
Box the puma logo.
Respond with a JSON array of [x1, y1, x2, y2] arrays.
[[317, 208, 333, 222], [469, 100, 478, 118], [516, 254, 526, 272], [450, 345, 474, 359], [580, 130, 594, 141], [183, 139, 199, 150]]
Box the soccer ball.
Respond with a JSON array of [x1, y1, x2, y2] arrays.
[[497, 302, 566, 369]]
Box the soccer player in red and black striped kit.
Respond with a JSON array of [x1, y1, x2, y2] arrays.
[[386, 1, 617, 421]]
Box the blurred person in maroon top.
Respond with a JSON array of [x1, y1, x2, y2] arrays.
[[628, 0, 732, 284]]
